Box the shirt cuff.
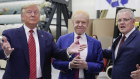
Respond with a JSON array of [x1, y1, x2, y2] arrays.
[[68, 62, 72, 70], [4, 51, 10, 59], [67, 49, 72, 58]]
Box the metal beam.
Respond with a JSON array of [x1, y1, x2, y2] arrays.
[[51, 0, 68, 5], [56, 3, 62, 40], [44, 3, 56, 32]]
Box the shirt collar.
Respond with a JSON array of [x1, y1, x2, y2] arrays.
[[74, 32, 86, 39], [23, 24, 37, 34], [122, 27, 135, 38]]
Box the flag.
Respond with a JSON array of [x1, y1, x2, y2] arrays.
[[106, 0, 112, 4], [96, 0, 140, 10], [111, 0, 119, 7], [106, 0, 120, 7], [121, 0, 128, 5]]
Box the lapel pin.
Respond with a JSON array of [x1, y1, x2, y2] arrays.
[[41, 35, 43, 37]]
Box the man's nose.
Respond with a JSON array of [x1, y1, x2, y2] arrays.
[[31, 12, 35, 16], [79, 22, 82, 26], [120, 20, 125, 23]]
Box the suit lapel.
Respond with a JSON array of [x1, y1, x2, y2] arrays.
[[68, 33, 74, 46], [37, 30, 45, 70], [17, 26, 29, 65], [86, 35, 92, 61], [123, 29, 138, 47], [115, 28, 138, 61], [112, 35, 121, 61], [69, 33, 75, 58]]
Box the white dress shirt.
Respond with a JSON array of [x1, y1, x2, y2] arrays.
[[24, 25, 42, 78], [74, 32, 88, 79]]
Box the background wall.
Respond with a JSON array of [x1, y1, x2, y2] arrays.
[[72, 0, 96, 19], [71, 0, 140, 49], [72, 0, 140, 19]]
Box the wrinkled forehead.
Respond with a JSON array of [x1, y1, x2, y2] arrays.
[[75, 13, 88, 18], [21, 3, 40, 12], [73, 13, 89, 23], [117, 11, 131, 19]]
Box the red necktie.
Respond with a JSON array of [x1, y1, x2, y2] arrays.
[[28, 30, 36, 79], [75, 35, 81, 79], [117, 35, 126, 55]]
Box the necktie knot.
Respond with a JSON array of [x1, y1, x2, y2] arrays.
[[121, 35, 126, 41], [77, 35, 81, 39], [29, 30, 34, 34], [119, 35, 126, 47]]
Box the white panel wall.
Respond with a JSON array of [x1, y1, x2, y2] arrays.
[[134, 9, 140, 17], [72, 0, 96, 19], [106, 8, 140, 18], [72, 0, 140, 19]]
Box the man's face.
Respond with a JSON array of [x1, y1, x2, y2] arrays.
[[117, 11, 135, 35], [72, 14, 89, 35], [21, 5, 40, 29]]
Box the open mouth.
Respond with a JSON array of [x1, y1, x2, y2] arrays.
[[120, 26, 125, 29]]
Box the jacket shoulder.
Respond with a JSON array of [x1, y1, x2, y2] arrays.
[[59, 33, 73, 39]]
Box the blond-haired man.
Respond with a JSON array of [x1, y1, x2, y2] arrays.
[[53, 10, 104, 79]]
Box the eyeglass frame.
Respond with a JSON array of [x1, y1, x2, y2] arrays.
[[117, 18, 132, 23]]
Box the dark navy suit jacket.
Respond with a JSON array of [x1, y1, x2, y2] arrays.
[[0, 26, 68, 79], [103, 28, 140, 79], [52, 32, 104, 79], [0, 45, 5, 59]]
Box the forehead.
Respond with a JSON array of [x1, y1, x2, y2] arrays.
[[117, 11, 131, 19], [24, 5, 39, 11], [73, 14, 88, 21]]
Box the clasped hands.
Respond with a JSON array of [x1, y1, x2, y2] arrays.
[[70, 55, 88, 69]]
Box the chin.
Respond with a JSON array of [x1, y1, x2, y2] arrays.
[[78, 33, 83, 35], [30, 22, 38, 25], [120, 31, 126, 34]]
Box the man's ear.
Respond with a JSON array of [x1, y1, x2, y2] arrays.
[[133, 19, 136, 24], [21, 13, 24, 22]]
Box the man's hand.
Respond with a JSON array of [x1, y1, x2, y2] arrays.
[[131, 64, 140, 79], [70, 55, 88, 69], [68, 40, 87, 54], [70, 55, 80, 69], [1, 36, 14, 56]]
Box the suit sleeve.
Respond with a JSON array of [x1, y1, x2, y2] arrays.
[[86, 42, 104, 74], [102, 49, 112, 59], [52, 37, 71, 71], [0, 30, 10, 59], [0, 45, 5, 59], [49, 35, 69, 61]]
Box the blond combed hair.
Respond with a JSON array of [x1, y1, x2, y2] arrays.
[[72, 10, 89, 22], [21, 3, 41, 14]]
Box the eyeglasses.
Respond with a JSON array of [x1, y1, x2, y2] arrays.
[[26, 10, 39, 16], [117, 18, 131, 23]]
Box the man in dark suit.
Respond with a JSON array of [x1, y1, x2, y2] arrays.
[[103, 9, 140, 79], [52, 10, 104, 79], [0, 3, 86, 79]]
